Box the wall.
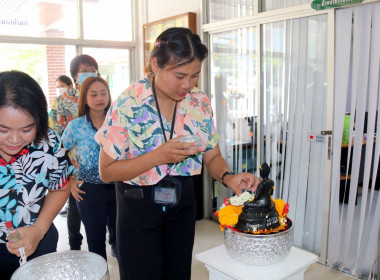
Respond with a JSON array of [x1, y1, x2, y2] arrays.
[[137, 0, 203, 77], [145, 0, 201, 28]]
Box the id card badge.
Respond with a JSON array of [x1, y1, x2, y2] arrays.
[[153, 176, 182, 207], [154, 186, 177, 204]]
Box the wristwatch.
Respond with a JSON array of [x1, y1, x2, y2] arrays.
[[221, 171, 234, 188]]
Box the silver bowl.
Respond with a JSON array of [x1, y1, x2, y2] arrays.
[[224, 218, 294, 265], [11, 250, 109, 280]]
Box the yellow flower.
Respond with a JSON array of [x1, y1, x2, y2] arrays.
[[274, 198, 286, 217], [218, 205, 242, 230]]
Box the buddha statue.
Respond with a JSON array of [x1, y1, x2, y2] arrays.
[[235, 163, 281, 233]]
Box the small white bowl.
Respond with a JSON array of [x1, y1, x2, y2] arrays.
[[179, 135, 202, 149]]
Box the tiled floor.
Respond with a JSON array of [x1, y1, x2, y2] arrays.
[[55, 215, 355, 280]]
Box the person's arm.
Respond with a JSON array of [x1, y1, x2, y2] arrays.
[[203, 144, 259, 195], [6, 183, 70, 257], [34, 185, 71, 234], [99, 136, 201, 183]]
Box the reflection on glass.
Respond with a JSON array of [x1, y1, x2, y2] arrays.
[[83, 48, 131, 100], [262, 0, 311, 11], [0, 0, 77, 38], [208, 0, 254, 23], [83, 0, 132, 41], [210, 28, 257, 175], [0, 43, 76, 106], [209, 27, 257, 220]]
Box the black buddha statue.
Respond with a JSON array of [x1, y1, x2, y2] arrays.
[[235, 163, 281, 233]]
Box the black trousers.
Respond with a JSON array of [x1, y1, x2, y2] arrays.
[[116, 176, 196, 280], [68, 187, 116, 250], [76, 182, 116, 260], [0, 224, 58, 279], [67, 192, 83, 250]]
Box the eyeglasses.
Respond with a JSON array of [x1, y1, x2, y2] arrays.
[[78, 68, 98, 74]]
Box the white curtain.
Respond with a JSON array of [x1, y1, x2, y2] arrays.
[[210, 14, 329, 254], [261, 15, 328, 253], [328, 4, 380, 279]]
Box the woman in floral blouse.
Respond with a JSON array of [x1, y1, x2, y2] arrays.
[[95, 27, 259, 280], [0, 70, 74, 278]]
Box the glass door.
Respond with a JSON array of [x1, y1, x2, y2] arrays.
[[209, 27, 258, 218], [208, 14, 329, 255]]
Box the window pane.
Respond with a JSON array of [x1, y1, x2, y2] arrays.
[[209, 27, 257, 219], [210, 28, 257, 174], [0, 0, 78, 38], [82, 48, 131, 100], [262, 0, 311, 11], [208, 0, 254, 23], [0, 43, 76, 107], [83, 0, 132, 41]]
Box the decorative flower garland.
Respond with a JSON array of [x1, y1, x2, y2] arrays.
[[214, 192, 289, 234]]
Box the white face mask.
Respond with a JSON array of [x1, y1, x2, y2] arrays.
[[56, 87, 68, 95]]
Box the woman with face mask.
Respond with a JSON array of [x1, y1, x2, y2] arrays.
[[50, 55, 99, 137], [55, 75, 73, 96]]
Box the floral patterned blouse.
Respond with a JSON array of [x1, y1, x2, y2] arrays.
[[95, 76, 218, 186], [0, 129, 74, 243], [48, 88, 80, 178], [61, 113, 104, 184]]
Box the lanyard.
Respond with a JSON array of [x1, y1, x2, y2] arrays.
[[152, 76, 177, 142]]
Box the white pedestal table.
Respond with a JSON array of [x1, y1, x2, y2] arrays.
[[196, 244, 318, 280]]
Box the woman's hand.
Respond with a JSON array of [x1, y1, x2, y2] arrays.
[[70, 179, 85, 201], [203, 144, 260, 195], [223, 173, 260, 195], [99, 136, 204, 183], [154, 136, 203, 165], [6, 225, 44, 257]]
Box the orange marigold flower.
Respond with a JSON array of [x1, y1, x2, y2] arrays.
[[274, 198, 287, 218], [218, 205, 242, 229]]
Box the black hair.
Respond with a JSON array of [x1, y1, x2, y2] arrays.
[[70, 54, 98, 79], [56, 75, 73, 86], [144, 27, 208, 74], [0, 70, 48, 143]]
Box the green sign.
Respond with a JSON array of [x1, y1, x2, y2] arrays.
[[311, 0, 363, 10]]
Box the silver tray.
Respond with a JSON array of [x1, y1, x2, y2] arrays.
[[224, 218, 294, 265]]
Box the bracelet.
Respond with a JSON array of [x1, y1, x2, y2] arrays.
[[221, 171, 234, 188]]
